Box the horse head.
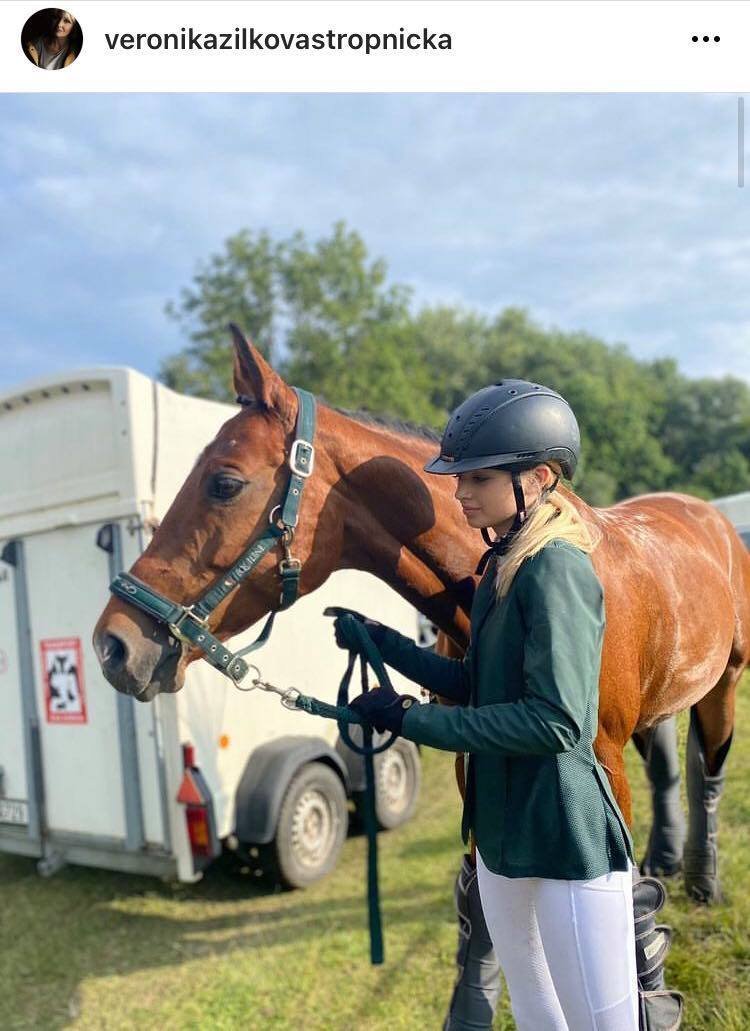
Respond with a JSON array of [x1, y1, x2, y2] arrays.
[[93, 327, 344, 700]]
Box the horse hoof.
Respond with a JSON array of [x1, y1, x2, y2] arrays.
[[684, 848, 723, 904], [685, 876, 724, 905], [639, 856, 683, 879]]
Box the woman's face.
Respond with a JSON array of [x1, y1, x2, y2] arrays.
[[55, 12, 75, 38], [454, 465, 553, 534]]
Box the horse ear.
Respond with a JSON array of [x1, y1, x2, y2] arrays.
[[229, 324, 296, 426]]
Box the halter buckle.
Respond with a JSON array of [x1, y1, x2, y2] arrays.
[[289, 439, 315, 478], [279, 557, 302, 573], [168, 605, 210, 644]]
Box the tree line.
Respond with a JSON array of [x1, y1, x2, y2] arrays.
[[161, 222, 750, 506]]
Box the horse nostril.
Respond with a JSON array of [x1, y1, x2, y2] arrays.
[[100, 632, 128, 673]]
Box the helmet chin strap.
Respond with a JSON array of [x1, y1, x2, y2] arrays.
[[480, 472, 527, 555], [477, 470, 560, 571]]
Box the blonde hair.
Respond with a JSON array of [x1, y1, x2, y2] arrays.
[[494, 464, 601, 599]]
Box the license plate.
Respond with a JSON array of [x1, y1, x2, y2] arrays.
[[0, 799, 28, 826]]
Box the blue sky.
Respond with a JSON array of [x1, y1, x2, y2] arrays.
[[2, 93, 749, 392]]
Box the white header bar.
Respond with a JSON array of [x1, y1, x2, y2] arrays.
[[2, 1, 749, 93]]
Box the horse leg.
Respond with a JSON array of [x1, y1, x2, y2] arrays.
[[598, 738, 685, 1027], [443, 756, 503, 1031], [631, 874, 685, 1029], [443, 849, 504, 1031], [632, 717, 685, 877], [684, 670, 739, 904]]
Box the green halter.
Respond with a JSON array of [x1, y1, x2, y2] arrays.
[[109, 387, 316, 682], [110, 383, 398, 965]]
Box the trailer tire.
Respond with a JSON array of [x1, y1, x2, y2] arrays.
[[354, 738, 421, 831], [270, 761, 348, 889]]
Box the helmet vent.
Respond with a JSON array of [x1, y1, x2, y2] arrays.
[[455, 405, 492, 453], [508, 389, 517, 395]]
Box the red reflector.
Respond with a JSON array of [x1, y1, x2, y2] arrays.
[[177, 745, 218, 866], [185, 806, 212, 856], [177, 768, 204, 806]]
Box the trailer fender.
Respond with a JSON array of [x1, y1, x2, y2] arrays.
[[234, 736, 349, 844], [336, 732, 421, 792]]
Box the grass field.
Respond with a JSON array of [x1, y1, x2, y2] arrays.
[[2, 682, 748, 1030]]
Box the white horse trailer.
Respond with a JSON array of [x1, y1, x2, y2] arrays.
[[0, 367, 422, 885], [711, 490, 750, 548]]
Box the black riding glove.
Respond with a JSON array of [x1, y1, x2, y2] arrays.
[[330, 609, 387, 651], [349, 686, 419, 735]]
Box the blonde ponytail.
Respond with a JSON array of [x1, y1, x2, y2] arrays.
[[494, 470, 601, 600]]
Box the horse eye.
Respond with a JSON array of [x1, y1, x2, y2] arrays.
[[208, 475, 245, 501]]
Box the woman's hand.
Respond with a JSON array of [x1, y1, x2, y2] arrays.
[[349, 686, 418, 735], [326, 607, 387, 650]]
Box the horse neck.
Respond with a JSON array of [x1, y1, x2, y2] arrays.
[[319, 408, 481, 644], [316, 408, 594, 645]]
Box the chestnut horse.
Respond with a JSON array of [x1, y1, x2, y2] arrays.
[[94, 331, 750, 905]]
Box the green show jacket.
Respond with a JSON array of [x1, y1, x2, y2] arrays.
[[380, 539, 635, 880]]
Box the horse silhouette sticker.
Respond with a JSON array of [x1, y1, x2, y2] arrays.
[[40, 637, 87, 724]]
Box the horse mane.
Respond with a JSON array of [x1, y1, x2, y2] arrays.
[[327, 402, 441, 445], [235, 391, 440, 445]]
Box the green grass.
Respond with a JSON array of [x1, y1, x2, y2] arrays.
[[2, 681, 748, 1030]]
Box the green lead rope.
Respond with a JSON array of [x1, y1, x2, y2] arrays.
[[292, 695, 363, 722], [362, 732, 382, 965], [295, 686, 385, 964], [292, 674, 390, 963], [293, 610, 402, 966]]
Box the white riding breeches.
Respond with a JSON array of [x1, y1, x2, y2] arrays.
[[475, 849, 639, 1031]]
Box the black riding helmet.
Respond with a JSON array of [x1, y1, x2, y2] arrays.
[[424, 380, 581, 564]]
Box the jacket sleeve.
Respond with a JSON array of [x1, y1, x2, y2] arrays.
[[400, 547, 605, 755], [376, 626, 472, 705]]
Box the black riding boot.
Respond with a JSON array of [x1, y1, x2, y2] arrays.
[[632, 872, 684, 1030], [684, 708, 732, 904], [633, 718, 685, 877], [443, 854, 503, 1031]]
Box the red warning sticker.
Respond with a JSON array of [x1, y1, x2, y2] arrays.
[[40, 637, 88, 724]]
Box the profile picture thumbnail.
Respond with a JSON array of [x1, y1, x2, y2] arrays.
[[21, 8, 83, 70]]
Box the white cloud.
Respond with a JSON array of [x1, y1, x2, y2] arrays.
[[1, 93, 747, 390]]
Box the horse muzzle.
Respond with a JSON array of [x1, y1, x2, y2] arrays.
[[93, 601, 185, 699]]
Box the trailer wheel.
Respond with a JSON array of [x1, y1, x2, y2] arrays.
[[355, 739, 421, 831], [271, 761, 348, 889]]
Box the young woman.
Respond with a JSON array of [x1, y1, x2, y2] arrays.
[[335, 380, 639, 1031], [25, 10, 80, 70]]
